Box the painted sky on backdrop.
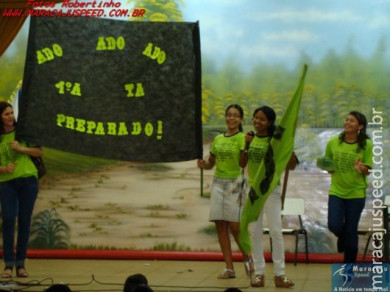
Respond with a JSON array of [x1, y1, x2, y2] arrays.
[[179, 0, 390, 70], [4, 0, 390, 71]]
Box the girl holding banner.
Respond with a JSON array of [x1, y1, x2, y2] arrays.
[[322, 111, 372, 263], [197, 104, 252, 279], [239, 106, 295, 288], [0, 101, 43, 278]]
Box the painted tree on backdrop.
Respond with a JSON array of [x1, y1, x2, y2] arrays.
[[0, 33, 27, 100], [127, 0, 185, 22]]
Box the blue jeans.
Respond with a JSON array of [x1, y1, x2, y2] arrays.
[[328, 195, 365, 262], [0, 176, 38, 268]]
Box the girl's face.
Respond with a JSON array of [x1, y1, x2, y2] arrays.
[[344, 114, 363, 134], [1, 106, 15, 129], [225, 107, 242, 131], [253, 110, 271, 136]]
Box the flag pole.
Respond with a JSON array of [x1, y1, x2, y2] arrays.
[[281, 168, 289, 211], [281, 152, 298, 210]]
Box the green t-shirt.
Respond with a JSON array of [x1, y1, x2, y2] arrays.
[[325, 135, 373, 199], [210, 132, 245, 179], [247, 136, 270, 185], [0, 130, 38, 182]]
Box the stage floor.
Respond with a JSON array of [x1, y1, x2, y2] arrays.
[[0, 259, 331, 292]]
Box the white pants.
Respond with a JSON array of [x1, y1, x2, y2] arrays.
[[249, 187, 285, 276]]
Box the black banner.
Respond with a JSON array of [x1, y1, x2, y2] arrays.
[[18, 16, 202, 162]]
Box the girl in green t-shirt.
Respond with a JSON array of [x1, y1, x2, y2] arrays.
[[197, 104, 251, 280], [325, 111, 373, 263], [239, 106, 295, 288], [0, 102, 43, 278]]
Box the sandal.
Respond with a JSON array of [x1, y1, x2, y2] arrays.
[[274, 275, 294, 288], [2, 267, 12, 278], [217, 268, 236, 279], [16, 267, 28, 278], [251, 274, 265, 287]]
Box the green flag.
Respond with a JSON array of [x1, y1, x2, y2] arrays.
[[239, 64, 308, 254]]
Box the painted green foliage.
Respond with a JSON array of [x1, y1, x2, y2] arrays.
[[127, 0, 185, 22], [201, 48, 389, 127], [29, 209, 70, 249]]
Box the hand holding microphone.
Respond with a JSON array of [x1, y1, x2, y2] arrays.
[[246, 131, 255, 143], [244, 131, 255, 151]]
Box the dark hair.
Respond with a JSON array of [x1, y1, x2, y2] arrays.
[[253, 105, 276, 137], [46, 284, 72, 292], [225, 104, 244, 132], [0, 101, 15, 134], [133, 286, 154, 292], [339, 111, 370, 150], [124, 273, 149, 292]]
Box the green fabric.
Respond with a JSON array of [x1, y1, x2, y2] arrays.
[[210, 132, 245, 179], [0, 131, 38, 182], [325, 136, 373, 199], [239, 64, 308, 254], [247, 136, 269, 185]]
